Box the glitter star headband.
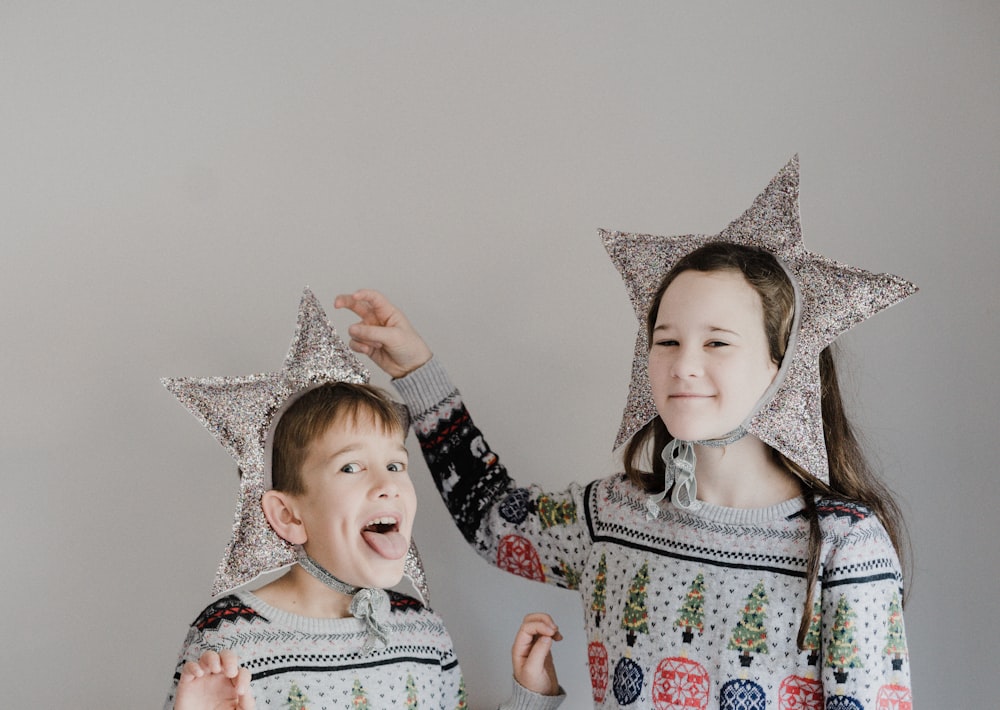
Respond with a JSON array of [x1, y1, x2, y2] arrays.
[[162, 288, 429, 603], [602, 155, 918, 483]]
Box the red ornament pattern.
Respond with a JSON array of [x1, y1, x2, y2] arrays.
[[652, 656, 710, 709], [496, 535, 545, 582], [588, 641, 609, 703], [778, 675, 823, 710], [876, 684, 912, 710]]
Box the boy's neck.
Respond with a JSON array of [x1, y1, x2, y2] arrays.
[[254, 564, 358, 619], [690, 435, 800, 509]]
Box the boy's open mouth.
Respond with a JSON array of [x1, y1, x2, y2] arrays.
[[360, 515, 408, 560]]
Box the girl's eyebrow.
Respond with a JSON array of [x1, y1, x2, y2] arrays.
[[652, 323, 741, 337]]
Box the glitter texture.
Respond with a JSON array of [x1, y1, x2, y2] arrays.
[[163, 289, 427, 599], [602, 156, 917, 482]]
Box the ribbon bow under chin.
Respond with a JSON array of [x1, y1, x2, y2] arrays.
[[646, 428, 748, 519], [296, 549, 391, 655], [350, 587, 391, 654]]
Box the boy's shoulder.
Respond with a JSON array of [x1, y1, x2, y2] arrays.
[[387, 589, 428, 614], [190, 593, 270, 631]]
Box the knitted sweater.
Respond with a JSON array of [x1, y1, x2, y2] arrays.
[[164, 581, 564, 709], [394, 358, 912, 710]]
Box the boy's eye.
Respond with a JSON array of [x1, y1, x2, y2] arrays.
[[707, 341, 729, 348], [340, 462, 363, 474], [387, 462, 407, 473]]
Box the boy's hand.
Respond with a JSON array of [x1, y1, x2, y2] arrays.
[[175, 650, 255, 710], [334, 289, 433, 379], [511, 612, 563, 696]]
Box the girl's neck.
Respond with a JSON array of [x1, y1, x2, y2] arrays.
[[254, 564, 354, 619], [691, 435, 800, 508]]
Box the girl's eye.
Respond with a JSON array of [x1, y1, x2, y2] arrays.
[[654, 339, 679, 347], [387, 462, 407, 473], [707, 341, 729, 348], [340, 462, 363, 474]]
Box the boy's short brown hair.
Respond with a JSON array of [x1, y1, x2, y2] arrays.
[[270, 382, 406, 495]]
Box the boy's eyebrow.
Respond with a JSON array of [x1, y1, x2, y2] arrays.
[[323, 442, 409, 460]]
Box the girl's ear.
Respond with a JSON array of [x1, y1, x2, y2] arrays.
[[261, 490, 307, 545]]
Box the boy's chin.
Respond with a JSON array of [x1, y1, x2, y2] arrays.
[[356, 562, 408, 591]]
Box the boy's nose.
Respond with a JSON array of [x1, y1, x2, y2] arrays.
[[371, 470, 401, 498]]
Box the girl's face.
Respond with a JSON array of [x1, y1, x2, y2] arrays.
[[648, 269, 779, 442]]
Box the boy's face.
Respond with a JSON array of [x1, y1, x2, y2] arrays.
[[292, 419, 416, 590]]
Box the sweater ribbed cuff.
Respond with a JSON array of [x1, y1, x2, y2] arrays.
[[498, 678, 566, 710], [391, 356, 457, 416]]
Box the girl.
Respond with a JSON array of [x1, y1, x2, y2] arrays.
[[337, 161, 915, 708]]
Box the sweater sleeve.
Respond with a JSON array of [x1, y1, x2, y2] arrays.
[[497, 679, 566, 710], [818, 503, 912, 706], [393, 358, 592, 591]]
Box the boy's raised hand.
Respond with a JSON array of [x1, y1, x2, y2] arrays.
[[175, 650, 255, 710], [334, 289, 433, 379], [511, 612, 563, 696]]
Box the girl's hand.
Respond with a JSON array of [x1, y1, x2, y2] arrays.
[[175, 650, 255, 710], [334, 289, 433, 379], [511, 612, 563, 696]]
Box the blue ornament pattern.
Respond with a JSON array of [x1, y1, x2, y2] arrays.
[[720, 678, 766, 710], [613, 657, 644, 705], [498, 487, 531, 524]]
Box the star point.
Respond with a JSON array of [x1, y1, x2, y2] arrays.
[[602, 156, 917, 482], [163, 288, 371, 596]]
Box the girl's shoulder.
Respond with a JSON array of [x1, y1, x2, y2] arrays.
[[813, 495, 895, 548], [814, 497, 875, 525]]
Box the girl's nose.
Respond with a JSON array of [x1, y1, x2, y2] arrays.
[[671, 346, 703, 378]]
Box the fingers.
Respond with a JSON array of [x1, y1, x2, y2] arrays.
[[511, 612, 562, 696], [179, 650, 220, 683], [333, 288, 432, 377], [178, 649, 247, 685], [236, 667, 255, 709], [219, 649, 242, 678], [334, 289, 396, 325], [516, 613, 563, 643]]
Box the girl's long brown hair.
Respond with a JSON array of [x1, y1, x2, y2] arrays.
[[622, 242, 909, 648]]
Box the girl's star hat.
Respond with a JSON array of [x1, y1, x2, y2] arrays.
[[602, 156, 918, 483], [162, 288, 428, 601]]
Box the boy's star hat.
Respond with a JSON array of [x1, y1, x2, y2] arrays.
[[162, 288, 428, 601], [602, 156, 917, 483]]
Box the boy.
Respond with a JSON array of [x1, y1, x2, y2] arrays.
[[163, 290, 564, 709]]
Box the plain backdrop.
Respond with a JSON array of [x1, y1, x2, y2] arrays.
[[2, 3, 997, 707]]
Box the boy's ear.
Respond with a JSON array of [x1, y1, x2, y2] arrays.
[[261, 490, 307, 546]]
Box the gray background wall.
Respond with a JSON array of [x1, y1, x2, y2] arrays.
[[2, 3, 997, 707]]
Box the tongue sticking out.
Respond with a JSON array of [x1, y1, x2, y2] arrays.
[[362, 530, 408, 560]]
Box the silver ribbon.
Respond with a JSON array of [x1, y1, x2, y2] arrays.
[[647, 427, 748, 519], [297, 549, 390, 654]]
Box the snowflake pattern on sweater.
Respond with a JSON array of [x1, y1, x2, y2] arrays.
[[163, 590, 464, 709], [394, 359, 912, 710]]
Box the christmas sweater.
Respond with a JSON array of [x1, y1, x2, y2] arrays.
[[164, 589, 466, 709], [393, 358, 913, 710]]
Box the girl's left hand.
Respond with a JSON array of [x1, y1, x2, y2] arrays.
[[511, 612, 563, 696]]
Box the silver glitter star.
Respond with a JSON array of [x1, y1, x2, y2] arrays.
[[163, 289, 372, 596], [602, 156, 917, 482]]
